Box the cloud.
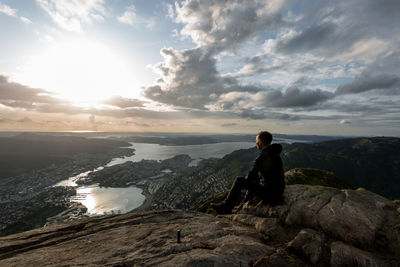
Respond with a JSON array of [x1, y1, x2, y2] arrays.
[[0, 76, 209, 120], [221, 123, 237, 127], [335, 74, 400, 95], [174, 0, 291, 52], [270, 0, 400, 59], [102, 96, 146, 108], [0, 3, 17, 17], [117, 5, 155, 28], [117, 5, 136, 25], [19, 16, 32, 24], [264, 87, 334, 108], [276, 23, 340, 54], [0, 75, 61, 109], [89, 114, 95, 124], [213, 87, 333, 112], [340, 119, 351, 124], [143, 47, 259, 109], [0, 3, 33, 23], [236, 109, 310, 121], [36, 0, 106, 32]]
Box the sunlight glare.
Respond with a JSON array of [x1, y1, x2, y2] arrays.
[[19, 39, 139, 104]]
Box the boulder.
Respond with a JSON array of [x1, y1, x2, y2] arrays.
[[317, 189, 395, 247], [284, 185, 339, 227], [330, 241, 389, 267], [287, 228, 325, 264], [233, 184, 400, 264]]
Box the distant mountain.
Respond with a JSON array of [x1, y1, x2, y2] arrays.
[[0, 133, 130, 179], [282, 137, 400, 199], [152, 137, 400, 209], [112, 133, 341, 145]]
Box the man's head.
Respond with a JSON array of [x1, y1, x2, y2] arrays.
[[256, 131, 272, 150]]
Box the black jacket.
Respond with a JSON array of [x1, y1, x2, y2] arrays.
[[246, 144, 285, 197]]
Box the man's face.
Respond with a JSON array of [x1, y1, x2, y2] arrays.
[[256, 137, 263, 149]]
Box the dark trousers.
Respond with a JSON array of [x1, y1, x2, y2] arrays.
[[223, 176, 268, 209]]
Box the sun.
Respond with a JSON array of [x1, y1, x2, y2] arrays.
[[18, 39, 139, 104]]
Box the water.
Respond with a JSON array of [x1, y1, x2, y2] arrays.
[[55, 166, 104, 187], [107, 141, 255, 166], [70, 185, 145, 215]]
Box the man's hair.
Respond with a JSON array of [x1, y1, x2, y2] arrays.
[[257, 131, 272, 145]]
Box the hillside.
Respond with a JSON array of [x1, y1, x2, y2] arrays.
[[282, 137, 400, 199], [152, 147, 259, 209], [152, 137, 400, 210], [0, 133, 130, 179]]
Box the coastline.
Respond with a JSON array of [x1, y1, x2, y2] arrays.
[[133, 187, 154, 212]]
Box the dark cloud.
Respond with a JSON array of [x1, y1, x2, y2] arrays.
[[236, 108, 322, 121], [221, 123, 237, 127], [237, 109, 268, 120], [291, 77, 312, 87], [275, 113, 300, 121], [273, 0, 400, 57], [102, 96, 146, 108], [143, 48, 220, 109], [0, 100, 35, 109], [264, 87, 333, 108], [276, 23, 341, 54], [143, 48, 262, 109], [0, 75, 61, 108], [335, 74, 400, 95]]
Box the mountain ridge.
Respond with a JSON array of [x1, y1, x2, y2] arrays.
[[152, 137, 400, 210]]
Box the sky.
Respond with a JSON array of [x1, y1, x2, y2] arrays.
[[0, 0, 399, 136]]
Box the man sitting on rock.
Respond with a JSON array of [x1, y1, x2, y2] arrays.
[[211, 131, 285, 214]]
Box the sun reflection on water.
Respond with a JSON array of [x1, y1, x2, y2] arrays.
[[71, 185, 144, 215]]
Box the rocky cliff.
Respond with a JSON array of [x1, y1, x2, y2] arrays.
[[1, 185, 399, 266]]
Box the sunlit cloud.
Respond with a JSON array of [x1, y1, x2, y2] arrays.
[[0, 2, 32, 24], [35, 0, 106, 32], [117, 5, 155, 29]]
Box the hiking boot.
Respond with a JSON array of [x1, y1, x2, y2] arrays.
[[210, 202, 231, 214]]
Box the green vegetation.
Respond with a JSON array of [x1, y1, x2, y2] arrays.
[[284, 168, 352, 189], [191, 192, 228, 213]]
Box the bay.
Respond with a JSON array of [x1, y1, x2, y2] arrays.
[[107, 141, 255, 166]]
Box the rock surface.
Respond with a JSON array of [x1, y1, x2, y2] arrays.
[[235, 184, 400, 266], [287, 228, 325, 264], [0, 210, 307, 266], [1, 184, 399, 266]]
